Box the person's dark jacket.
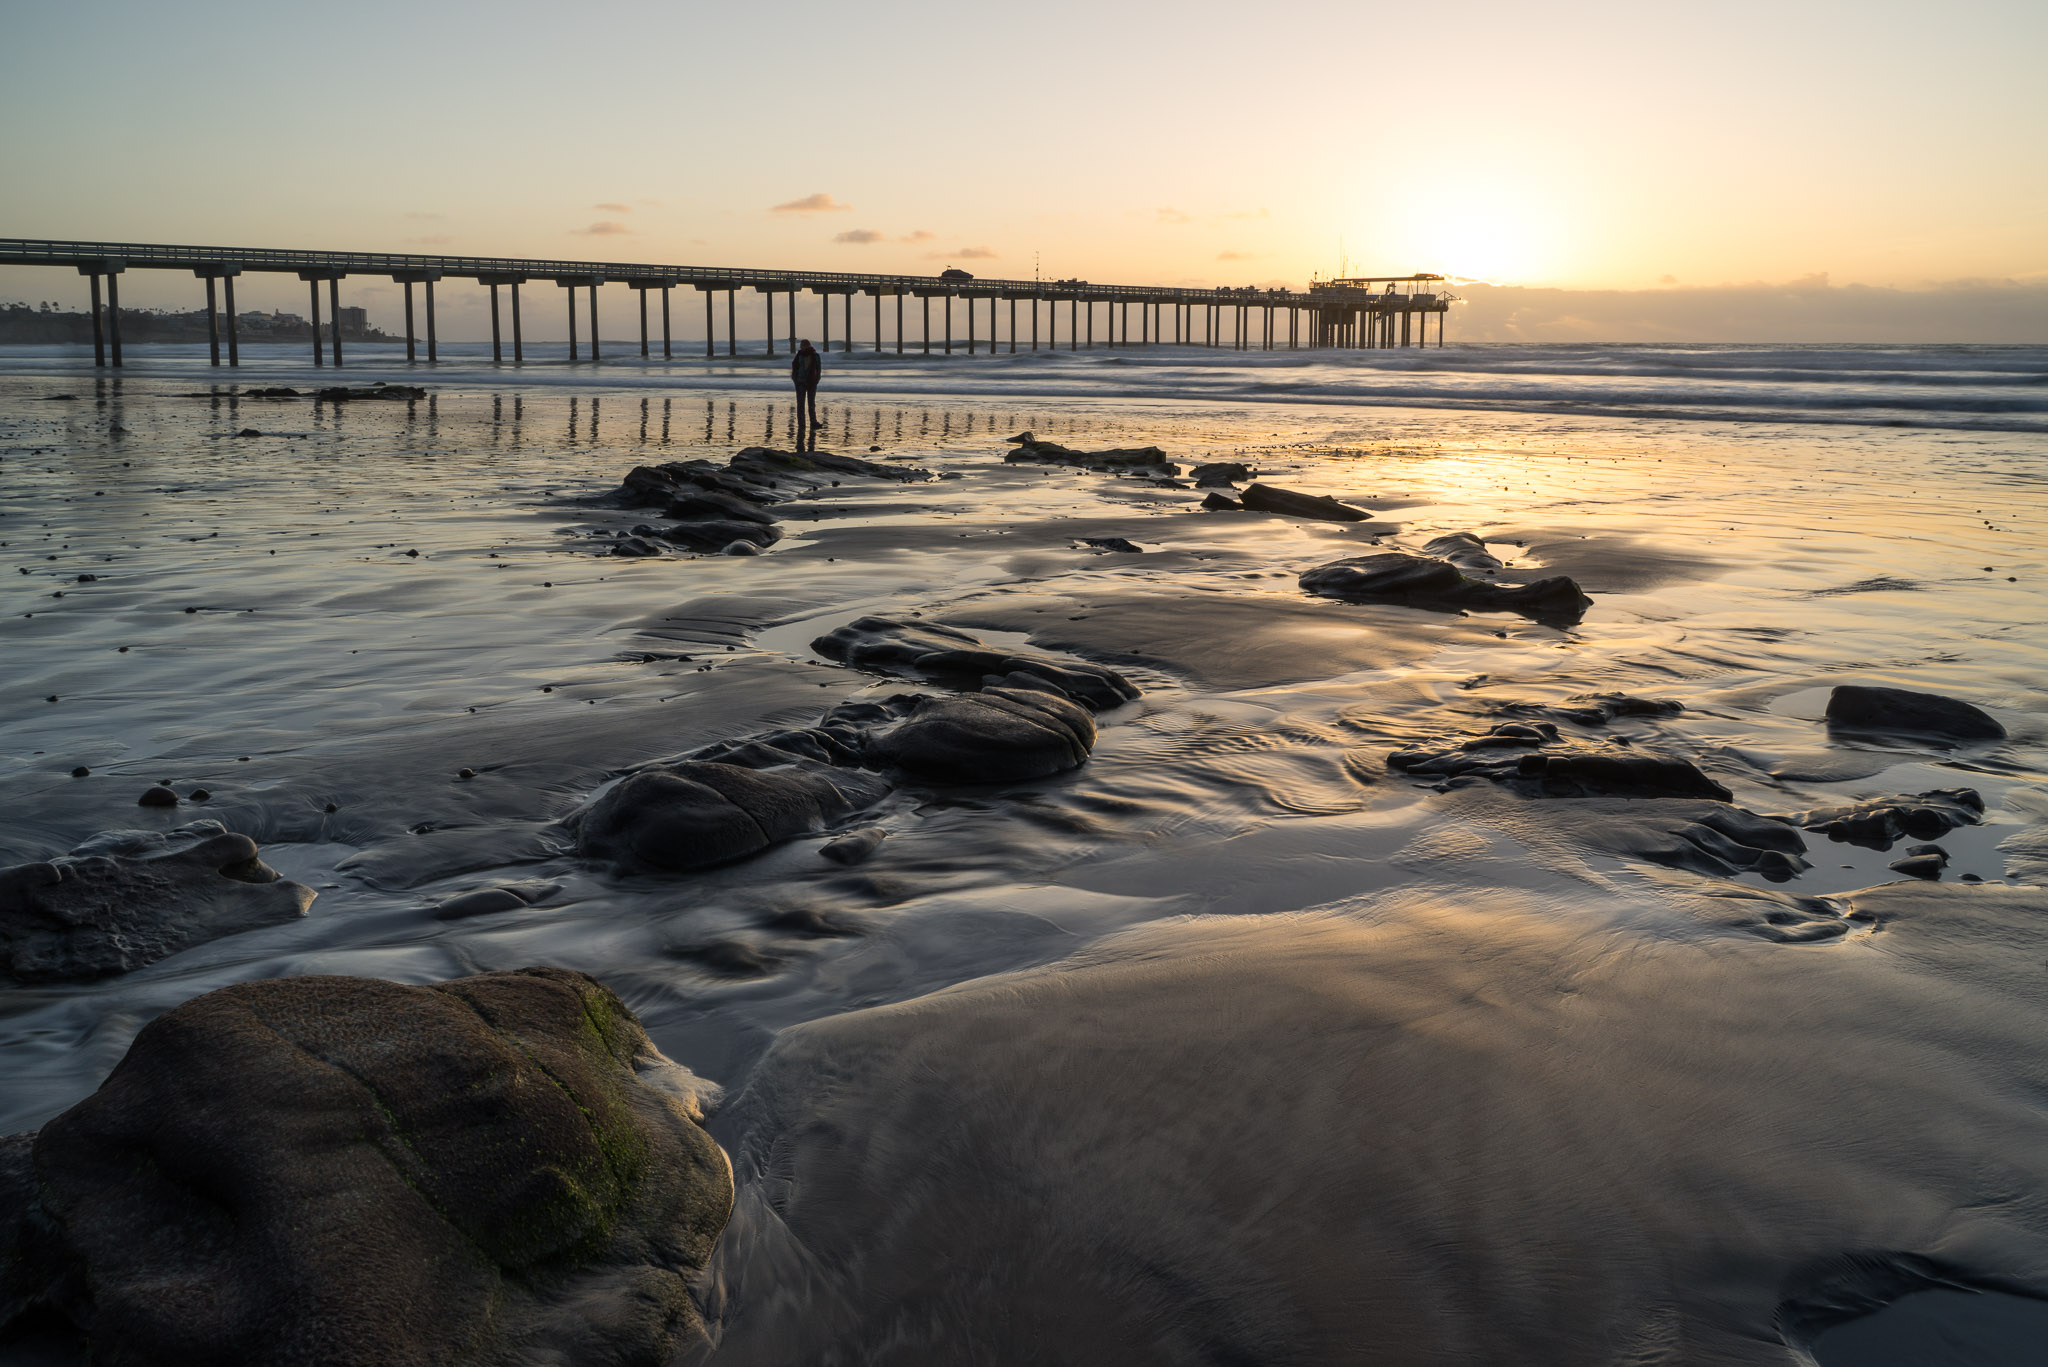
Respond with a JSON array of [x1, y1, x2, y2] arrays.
[[791, 346, 821, 389]]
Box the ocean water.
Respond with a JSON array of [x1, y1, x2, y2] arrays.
[[2, 342, 2046, 1364], [3, 338, 2044, 431]]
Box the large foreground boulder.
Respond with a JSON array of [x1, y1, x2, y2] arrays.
[[1825, 685, 2005, 741], [0, 821, 314, 982], [865, 684, 1098, 783], [1301, 552, 1592, 622], [813, 616, 1140, 711], [1, 967, 732, 1367], [570, 760, 890, 874]]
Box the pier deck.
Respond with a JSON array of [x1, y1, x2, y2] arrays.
[[0, 237, 1454, 368]]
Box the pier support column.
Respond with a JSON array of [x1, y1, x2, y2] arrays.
[[704, 289, 714, 358], [308, 279, 323, 366], [204, 277, 220, 365], [639, 288, 649, 357], [1031, 298, 1039, 350], [662, 287, 671, 358], [896, 294, 904, 354], [966, 297, 974, 354], [86, 273, 104, 367], [786, 292, 795, 354], [1086, 301, 1093, 348], [764, 291, 774, 356], [1070, 298, 1077, 350], [403, 283, 416, 361], [490, 285, 503, 363], [512, 282, 523, 362], [945, 296, 953, 354], [224, 274, 238, 365], [921, 296, 930, 354], [1010, 297, 1017, 353], [425, 280, 437, 361], [820, 292, 830, 352], [588, 285, 600, 362], [843, 293, 852, 353], [107, 272, 123, 367], [874, 293, 882, 354], [727, 291, 736, 356], [567, 285, 579, 360]]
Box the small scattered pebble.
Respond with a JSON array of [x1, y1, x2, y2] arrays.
[[70, 766, 89, 778], [458, 768, 475, 779], [137, 785, 179, 807]]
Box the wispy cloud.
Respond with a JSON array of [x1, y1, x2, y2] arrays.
[[901, 229, 936, 243], [771, 192, 852, 214], [404, 211, 444, 221], [925, 246, 997, 260], [1156, 207, 1191, 224], [834, 228, 885, 244], [1216, 250, 1259, 261], [573, 221, 630, 236], [594, 202, 632, 213]]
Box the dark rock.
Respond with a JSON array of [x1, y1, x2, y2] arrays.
[[69, 766, 89, 778], [1824, 685, 2005, 740], [1390, 724, 1732, 801], [5, 967, 730, 1366], [812, 616, 1140, 711], [1239, 483, 1372, 522], [1888, 854, 1945, 880], [233, 428, 262, 437], [662, 488, 778, 526], [313, 384, 428, 401], [0, 822, 314, 982], [639, 519, 780, 553], [242, 386, 300, 398], [1420, 532, 1505, 571], [432, 888, 528, 920], [675, 939, 785, 976], [820, 826, 887, 865], [136, 785, 179, 807], [1201, 490, 1244, 511], [720, 540, 762, 557], [188, 789, 210, 802], [571, 760, 890, 874], [1301, 552, 1592, 622], [610, 535, 665, 558], [1078, 537, 1143, 553], [1190, 462, 1253, 487], [1904, 843, 1948, 862], [1002, 432, 1178, 474], [1777, 789, 1985, 850], [866, 687, 1097, 783]]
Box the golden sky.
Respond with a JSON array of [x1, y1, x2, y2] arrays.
[[2, 0, 2043, 304]]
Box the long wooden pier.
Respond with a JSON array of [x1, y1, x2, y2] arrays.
[[0, 237, 1455, 369]]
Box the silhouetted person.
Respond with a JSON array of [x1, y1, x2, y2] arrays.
[[792, 339, 821, 447]]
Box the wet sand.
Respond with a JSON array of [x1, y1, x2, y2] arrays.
[[2, 358, 2045, 1364]]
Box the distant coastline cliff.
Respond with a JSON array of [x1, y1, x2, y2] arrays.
[[0, 303, 399, 345]]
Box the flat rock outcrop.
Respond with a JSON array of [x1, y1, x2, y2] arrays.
[[1420, 532, 1506, 571], [598, 448, 927, 558], [1189, 461, 1254, 487], [813, 616, 1140, 710], [1773, 788, 1985, 849], [1301, 551, 1592, 621], [0, 966, 732, 1367], [1497, 692, 1685, 727], [1239, 482, 1373, 522], [1002, 432, 1178, 474], [0, 821, 314, 982], [1824, 684, 2005, 740], [1390, 722, 1734, 801]]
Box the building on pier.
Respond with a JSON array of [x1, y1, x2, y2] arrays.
[[0, 237, 1458, 369]]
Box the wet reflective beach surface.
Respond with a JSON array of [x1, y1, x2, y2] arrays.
[[2, 346, 2045, 1364]]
